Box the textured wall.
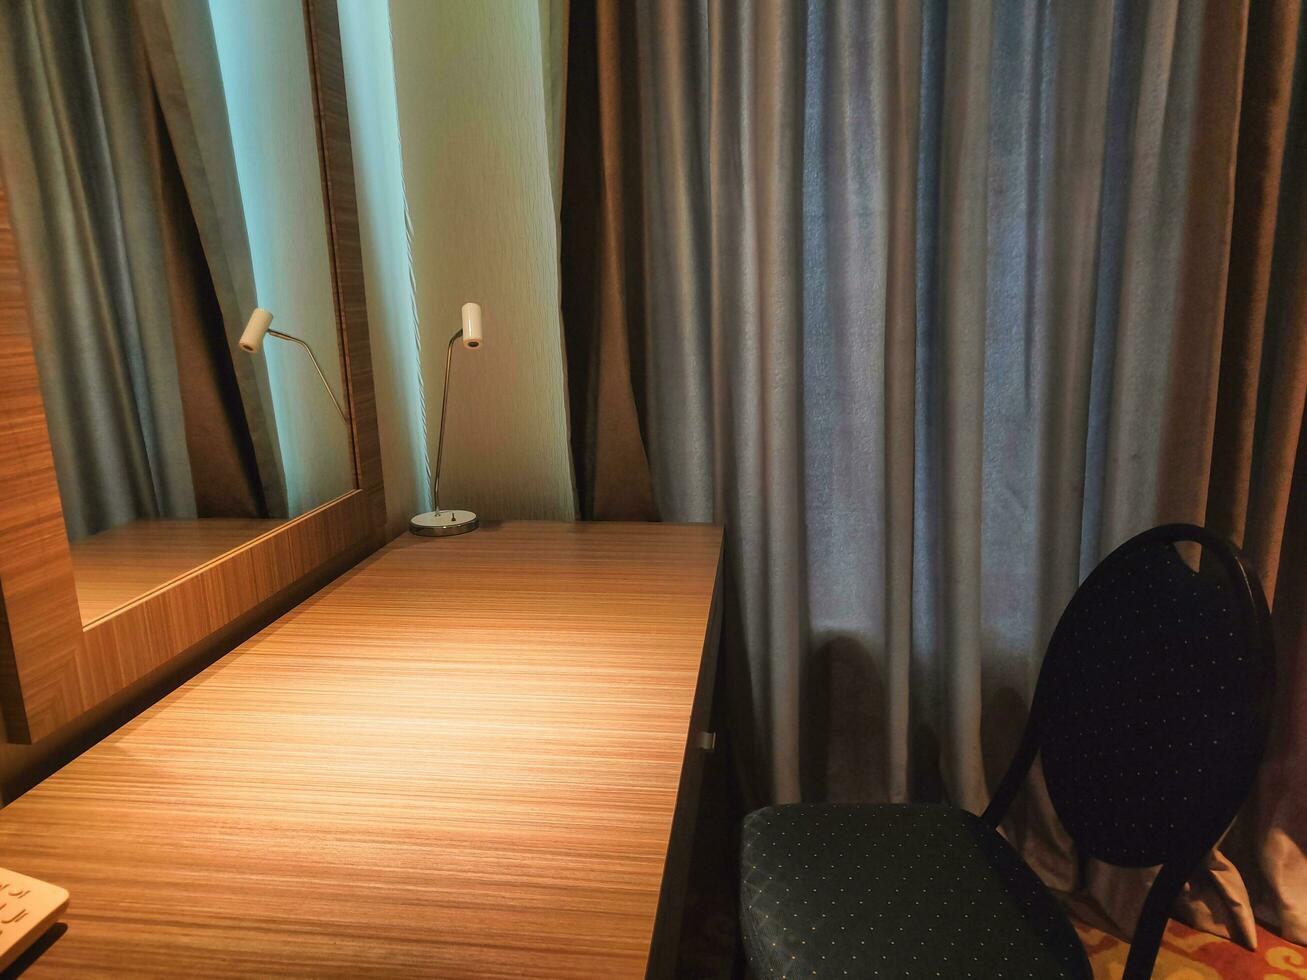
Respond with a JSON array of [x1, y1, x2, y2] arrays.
[[388, 0, 575, 521], [210, 0, 355, 516]]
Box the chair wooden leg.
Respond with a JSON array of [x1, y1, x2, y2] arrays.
[[1122, 863, 1189, 980]]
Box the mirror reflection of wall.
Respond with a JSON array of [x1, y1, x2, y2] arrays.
[[0, 0, 354, 624], [210, 0, 353, 517]]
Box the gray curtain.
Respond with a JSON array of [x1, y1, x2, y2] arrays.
[[561, 0, 1307, 951], [0, 0, 287, 538]]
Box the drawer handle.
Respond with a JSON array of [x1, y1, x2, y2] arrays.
[[696, 731, 717, 752]]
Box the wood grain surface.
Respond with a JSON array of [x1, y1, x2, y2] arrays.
[[0, 522, 724, 978], [69, 519, 284, 624], [0, 175, 87, 743], [305, 0, 387, 539], [76, 491, 373, 708]]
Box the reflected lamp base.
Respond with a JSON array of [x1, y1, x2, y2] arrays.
[[409, 509, 479, 537]]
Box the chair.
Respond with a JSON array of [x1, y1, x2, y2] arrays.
[[740, 524, 1274, 979]]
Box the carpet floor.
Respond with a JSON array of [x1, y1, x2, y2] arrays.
[[1074, 919, 1307, 979]]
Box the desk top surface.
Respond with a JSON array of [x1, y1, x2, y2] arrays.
[[0, 521, 723, 978]]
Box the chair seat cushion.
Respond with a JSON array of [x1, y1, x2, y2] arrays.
[[740, 803, 1090, 978]]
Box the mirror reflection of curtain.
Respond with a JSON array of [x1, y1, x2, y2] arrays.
[[0, 0, 288, 540], [135, 0, 289, 522]]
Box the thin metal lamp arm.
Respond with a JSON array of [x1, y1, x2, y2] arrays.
[[432, 328, 462, 513], [267, 329, 348, 424]]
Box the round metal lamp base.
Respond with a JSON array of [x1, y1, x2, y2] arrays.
[[409, 509, 479, 537]]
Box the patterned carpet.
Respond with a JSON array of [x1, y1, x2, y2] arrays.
[[1074, 919, 1307, 979]]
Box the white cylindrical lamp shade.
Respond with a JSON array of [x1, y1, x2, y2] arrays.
[[240, 308, 274, 352], [461, 302, 483, 349]]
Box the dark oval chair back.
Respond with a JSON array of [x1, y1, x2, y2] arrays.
[[1032, 525, 1274, 869]]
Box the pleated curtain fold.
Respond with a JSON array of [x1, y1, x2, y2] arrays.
[[0, 0, 286, 538], [560, 0, 1307, 949]]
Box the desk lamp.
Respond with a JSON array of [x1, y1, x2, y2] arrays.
[[409, 302, 483, 537], [239, 308, 348, 423]]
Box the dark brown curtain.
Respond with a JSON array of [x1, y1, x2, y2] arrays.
[[1198, 0, 1307, 942], [151, 85, 268, 520], [560, 0, 1307, 952], [0, 0, 270, 537], [558, 0, 657, 521], [1079, 0, 1307, 949]]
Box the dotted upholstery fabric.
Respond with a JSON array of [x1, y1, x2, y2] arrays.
[[740, 804, 1090, 979], [1038, 539, 1268, 867]]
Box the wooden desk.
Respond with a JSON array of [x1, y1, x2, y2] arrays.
[[0, 522, 723, 978], [69, 518, 284, 624]]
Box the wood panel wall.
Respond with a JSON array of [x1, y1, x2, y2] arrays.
[[305, 0, 387, 538], [77, 491, 373, 706], [0, 180, 85, 744]]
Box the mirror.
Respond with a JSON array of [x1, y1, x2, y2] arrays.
[[0, 0, 354, 625]]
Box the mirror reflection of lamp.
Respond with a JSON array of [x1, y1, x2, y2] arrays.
[[409, 302, 483, 537], [239, 308, 348, 424]]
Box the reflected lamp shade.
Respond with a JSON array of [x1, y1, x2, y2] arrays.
[[240, 308, 274, 353]]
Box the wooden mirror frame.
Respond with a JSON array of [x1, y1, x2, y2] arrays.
[[0, 0, 385, 744]]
